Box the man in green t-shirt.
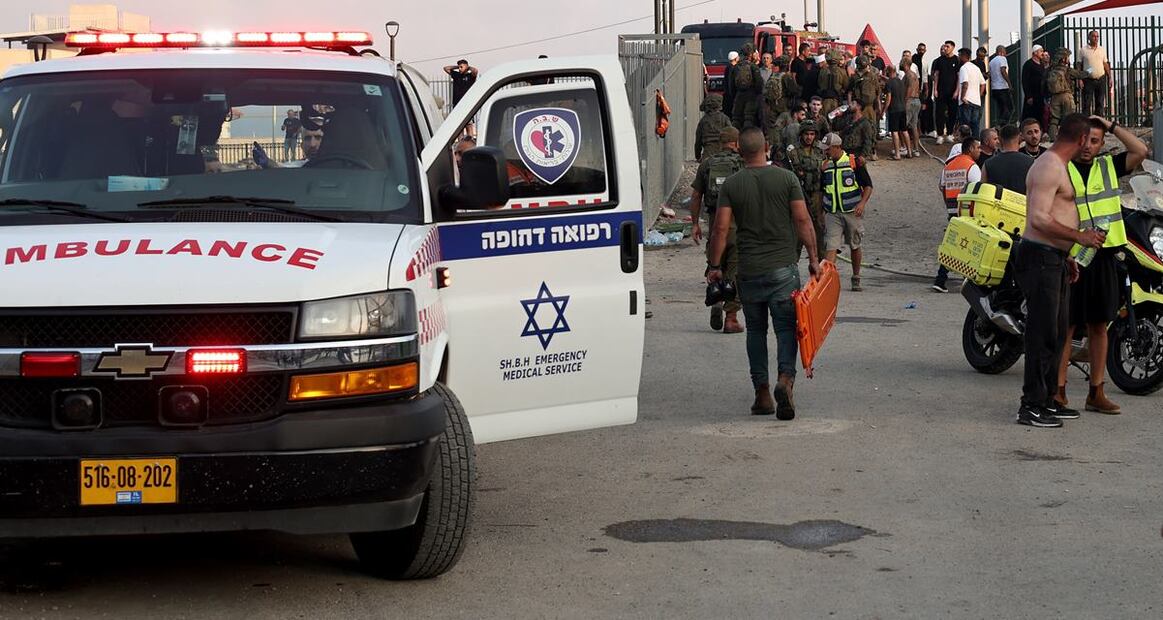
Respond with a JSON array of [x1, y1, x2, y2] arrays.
[[707, 127, 821, 420]]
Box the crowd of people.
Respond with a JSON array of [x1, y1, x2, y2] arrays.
[[692, 33, 1151, 430]]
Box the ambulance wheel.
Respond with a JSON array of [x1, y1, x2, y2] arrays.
[[350, 382, 475, 579], [962, 309, 1023, 375], [1107, 308, 1163, 396]]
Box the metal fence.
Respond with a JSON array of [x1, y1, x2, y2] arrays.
[[1007, 15, 1163, 127], [617, 33, 702, 226], [215, 140, 284, 165]]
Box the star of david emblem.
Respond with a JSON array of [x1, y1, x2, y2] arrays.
[[520, 282, 570, 350]]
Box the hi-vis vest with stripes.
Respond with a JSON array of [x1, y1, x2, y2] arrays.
[[1068, 155, 1126, 249], [823, 153, 862, 213], [941, 154, 977, 215]]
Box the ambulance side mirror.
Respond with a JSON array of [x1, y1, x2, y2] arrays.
[[440, 146, 510, 211]]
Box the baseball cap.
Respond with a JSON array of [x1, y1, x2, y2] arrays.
[[728, 51, 739, 61], [821, 133, 843, 147]]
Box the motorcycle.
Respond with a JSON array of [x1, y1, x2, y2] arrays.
[[960, 160, 1163, 396]]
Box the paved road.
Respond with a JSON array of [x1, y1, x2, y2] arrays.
[[3, 162, 1162, 619]]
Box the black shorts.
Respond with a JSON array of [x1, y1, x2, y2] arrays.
[[887, 111, 907, 132], [1069, 248, 1121, 328]]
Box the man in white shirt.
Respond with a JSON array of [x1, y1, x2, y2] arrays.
[[988, 45, 1012, 125], [956, 47, 986, 138], [1078, 30, 1112, 116]]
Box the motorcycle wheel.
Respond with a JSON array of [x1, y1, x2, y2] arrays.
[[962, 309, 1023, 374], [1106, 306, 1163, 396]]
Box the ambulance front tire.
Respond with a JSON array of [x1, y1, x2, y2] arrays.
[[350, 382, 476, 580]]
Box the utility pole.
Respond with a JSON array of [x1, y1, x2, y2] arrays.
[[978, 0, 989, 52], [817, 0, 825, 33], [654, 0, 674, 34], [962, 0, 973, 50], [1020, 0, 1033, 64]]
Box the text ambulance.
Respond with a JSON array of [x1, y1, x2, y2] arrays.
[[0, 30, 644, 579]]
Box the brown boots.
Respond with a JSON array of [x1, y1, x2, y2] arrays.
[[1085, 382, 1121, 415], [723, 311, 743, 334], [773, 374, 796, 420], [751, 384, 776, 415]]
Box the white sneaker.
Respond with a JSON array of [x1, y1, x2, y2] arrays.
[[927, 131, 938, 138]]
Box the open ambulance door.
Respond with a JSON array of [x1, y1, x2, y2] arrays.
[[420, 57, 644, 444]]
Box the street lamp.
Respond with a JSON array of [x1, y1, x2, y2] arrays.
[[384, 21, 400, 61]]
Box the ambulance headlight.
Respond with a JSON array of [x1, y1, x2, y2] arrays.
[[299, 291, 416, 340], [1150, 226, 1163, 259]]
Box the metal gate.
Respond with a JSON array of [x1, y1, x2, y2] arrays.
[[618, 34, 703, 226], [1009, 15, 1163, 127]]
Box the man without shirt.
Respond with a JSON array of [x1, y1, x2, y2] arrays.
[[1012, 113, 1106, 428], [707, 128, 821, 420]]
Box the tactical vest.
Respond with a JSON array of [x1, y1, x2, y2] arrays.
[[941, 154, 978, 215], [1067, 155, 1126, 250], [735, 63, 754, 90], [1046, 67, 1069, 95], [704, 152, 744, 212], [790, 146, 824, 193], [819, 67, 837, 98], [822, 153, 862, 213]]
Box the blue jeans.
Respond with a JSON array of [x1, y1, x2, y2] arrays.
[[958, 103, 981, 139], [739, 265, 801, 388]]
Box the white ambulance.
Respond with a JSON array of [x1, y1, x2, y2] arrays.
[[0, 30, 644, 579]]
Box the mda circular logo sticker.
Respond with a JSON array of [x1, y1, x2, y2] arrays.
[[513, 107, 581, 185]]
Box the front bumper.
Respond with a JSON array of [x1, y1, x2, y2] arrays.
[[0, 391, 446, 537]]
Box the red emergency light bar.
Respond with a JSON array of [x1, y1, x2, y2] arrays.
[[186, 349, 246, 375], [65, 30, 373, 49]]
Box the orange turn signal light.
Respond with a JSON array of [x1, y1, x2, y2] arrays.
[[289, 363, 419, 401]]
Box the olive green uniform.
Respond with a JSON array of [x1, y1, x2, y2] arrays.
[[787, 140, 827, 246], [842, 114, 876, 158], [731, 61, 764, 130], [694, 94, 733, 161], [817, 54, 849, 115], [692, 150, 746, 312], [851, 66, 880, 126], [1045, 51, 1086, 141]]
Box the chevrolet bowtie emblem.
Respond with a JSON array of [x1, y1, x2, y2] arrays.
[[94, 344, 172, 379]]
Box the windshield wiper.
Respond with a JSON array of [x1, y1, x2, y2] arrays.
[[138, 196, 343, 223], [0, 198, 131, 223]]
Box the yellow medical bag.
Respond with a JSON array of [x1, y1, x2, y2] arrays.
[[957, 182, 1027, 238], [937, 216, 1014, 286]]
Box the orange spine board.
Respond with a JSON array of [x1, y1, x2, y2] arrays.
[[793, 261, 840, 371]]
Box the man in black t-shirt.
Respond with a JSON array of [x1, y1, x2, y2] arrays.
[[790, 42, 810, 84], [444, 59, 479, 107], [981, 124, 1034, 194], [930, 40, 961, 144]]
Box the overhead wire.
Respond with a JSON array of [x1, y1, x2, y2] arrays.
[[411, 0, 717, 64]]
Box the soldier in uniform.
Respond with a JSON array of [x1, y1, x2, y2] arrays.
[[769, 103, 806, 166], [805, 96, 832, 137], [850, 56, 881, 130], [787, 120, 827, 247], [761, 58, 785, 140], [694, 93, 733, 161], [778, 55, 801, 113], [731, 44, 764, 130], [690, 126, 746, 333], [841, 98, 877, 160], [817, 49, 849, 116], [1046, 48, 1085, 141]]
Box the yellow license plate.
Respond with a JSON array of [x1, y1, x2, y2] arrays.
[[79, 458, 178, 506]]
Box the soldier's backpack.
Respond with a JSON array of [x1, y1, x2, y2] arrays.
[[782, 71, 801, 100], [735, 62, 754, 90], [764, 73, 784, 108], [819, 67, 836, 97], [1046, 67, 1068, 95], [705, 154, 744, 210]]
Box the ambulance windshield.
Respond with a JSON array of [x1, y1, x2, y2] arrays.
[[0, 69, 420, 223]]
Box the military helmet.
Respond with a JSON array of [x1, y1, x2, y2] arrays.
[[826, 49, 844, 64], [798, 120, 818, 136], [775, 55, 790, 68], [855, 55, 870, 70], [741, 42, 755, 56], [1054, 47, 1071, 62], [700, 93, 723, 112]]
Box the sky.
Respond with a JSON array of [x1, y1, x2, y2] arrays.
[[1, 0, 1158, 79]]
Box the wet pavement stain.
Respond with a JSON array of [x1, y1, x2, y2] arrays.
[[1011, 449, 1073, 462], [603, 518, 877, 552]]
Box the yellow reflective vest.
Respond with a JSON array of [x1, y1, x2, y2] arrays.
[[1067, 155, 1126, 249], [822, 153, 862, 213]]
